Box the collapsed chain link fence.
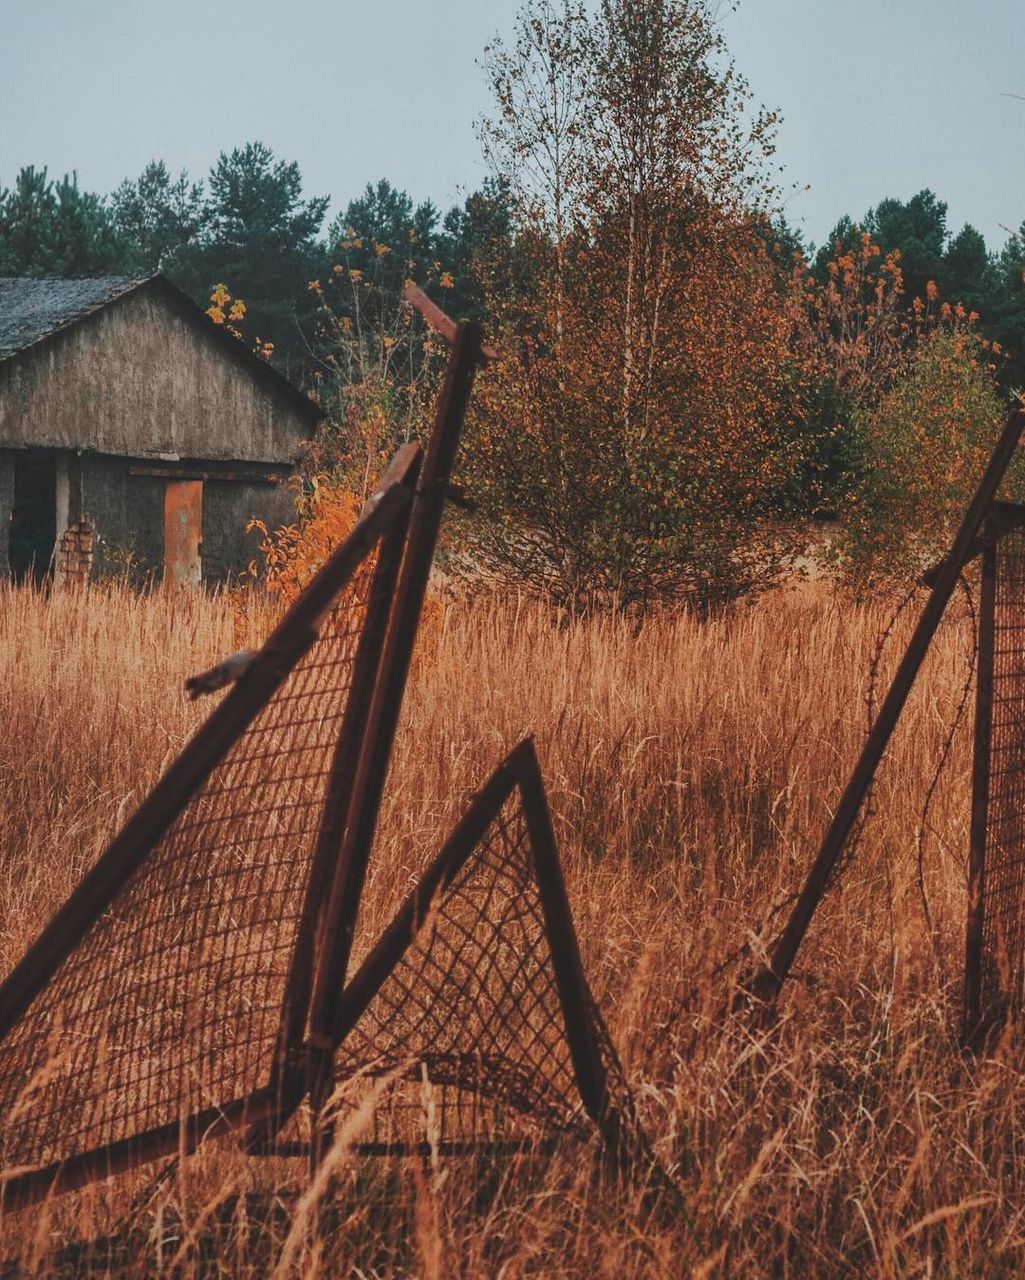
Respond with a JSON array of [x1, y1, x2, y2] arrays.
[[0, 307, 661, 1208], [0, 558, 377, 1176], [335, 798, 589, 1148], [322, 746, 651, 1169]]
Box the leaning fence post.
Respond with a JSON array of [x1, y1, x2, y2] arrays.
[[258, 445, 422, 1137], [305, 318, 486, 1163]]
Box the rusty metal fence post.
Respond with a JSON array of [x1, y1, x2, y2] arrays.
[[961, 501, 1025, 1046], [305, 312, 486, 1162], [965, 524, 997, 1044], [746, 409, 1025, 1009], [258, 445, 422, 1138]]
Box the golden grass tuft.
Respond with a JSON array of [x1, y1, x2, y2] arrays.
[[0, 574, 1020, 1275]]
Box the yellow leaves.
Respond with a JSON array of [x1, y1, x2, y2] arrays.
[[207, 283, 236, 327]]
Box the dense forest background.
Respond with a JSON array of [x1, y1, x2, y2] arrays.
[[5, 150, 1024, 387], [0, 148, 507, 376]]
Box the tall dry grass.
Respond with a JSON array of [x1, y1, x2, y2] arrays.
[[0, 573, 1019, 1276]]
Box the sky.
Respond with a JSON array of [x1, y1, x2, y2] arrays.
[[1, 0, 1024, 253]]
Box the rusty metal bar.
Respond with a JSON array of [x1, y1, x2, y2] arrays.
[[255, 445, 422, 1140], [305, 321, 485, 1157], [965, 524, 998, 1045], [326, 747, 525, 1050], [513, 741, 631, 1169], [128, 467, 285, 484], [0, 478, 413, 1049], [403, 282, 499, 361], [747, 409, 1025, 1006], [251, 1138, 553, 1160], [0, 1090, 273, 1214]]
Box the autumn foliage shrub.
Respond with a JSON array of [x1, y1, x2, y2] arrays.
[[454, 0, 817, 610], [247, 477, 361, 604], [465, 218, 813, 609], [831, 327, 1008, 586]]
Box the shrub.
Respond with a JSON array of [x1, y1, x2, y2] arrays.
[[832, 327, 1007, 586]]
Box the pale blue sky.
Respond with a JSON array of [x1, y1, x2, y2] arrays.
[[1, 0, 1023, 251]]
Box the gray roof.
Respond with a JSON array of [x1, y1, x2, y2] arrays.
[[0, 275, 323, 424], [0, 276, 143, 359]]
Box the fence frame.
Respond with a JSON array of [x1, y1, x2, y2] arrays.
[[0, 445, 421, 1212], [324, 737, 639, 1171], [0, 287, 492, 1210], [743, 410, 1025, 1011], [961, 500, 1025, 1044], [0, 287, 650, 1209]]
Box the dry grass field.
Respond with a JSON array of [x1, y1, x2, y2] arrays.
[[0, 574, 1019, 1276]]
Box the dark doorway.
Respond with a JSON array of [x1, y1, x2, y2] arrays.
[[9, 452, 56, 583]]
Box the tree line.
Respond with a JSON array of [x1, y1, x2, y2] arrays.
[[0, 147, 508, 376]]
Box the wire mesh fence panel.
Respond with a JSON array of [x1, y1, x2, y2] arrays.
[[0, 555, 379, 1176], [978, 526, 1025, 1022], [329, 780, 633, 1154]]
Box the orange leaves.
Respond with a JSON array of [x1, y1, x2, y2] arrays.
[[247, 478, 360, 605]]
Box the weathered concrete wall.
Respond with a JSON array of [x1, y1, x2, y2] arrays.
[[0, 288, 313, 463], [1, 442, 296, 582], [80, 454, 165, 579], [202, 480, 295, 583], [78, 456, 294, 584], [0, 452, 13, 572]]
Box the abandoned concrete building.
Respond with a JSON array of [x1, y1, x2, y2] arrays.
[[0, 275, 322, 584]]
